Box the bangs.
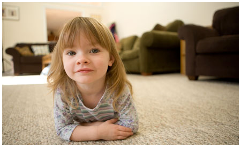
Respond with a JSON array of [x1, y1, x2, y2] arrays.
[[58, 17, 113, 52]]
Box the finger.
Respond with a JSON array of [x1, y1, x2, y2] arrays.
[[117, 135, 128, 140], [118, 131, 133, 137], [106, 118, 118, 124], [117, 132, 133, 140], [117, 126, 133, 132]]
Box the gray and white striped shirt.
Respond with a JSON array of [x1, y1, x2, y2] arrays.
[[53, 85, 139, 141]]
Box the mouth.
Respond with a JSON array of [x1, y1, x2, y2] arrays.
[[76, 68, 94, 73]]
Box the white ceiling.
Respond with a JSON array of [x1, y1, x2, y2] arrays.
[[46, 8, 82, 35]]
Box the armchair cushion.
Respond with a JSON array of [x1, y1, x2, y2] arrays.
[[212, 6, 239, 36], [141, 31, 180, 48], [197, 35, 239, 54]]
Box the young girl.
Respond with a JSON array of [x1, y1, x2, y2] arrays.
[[47, 17, 138, 142]]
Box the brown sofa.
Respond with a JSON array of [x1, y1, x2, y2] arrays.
[[178, 6, 239, 80], [6, 42, 56, 75]]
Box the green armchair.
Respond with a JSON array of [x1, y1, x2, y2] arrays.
[[119, 20, 184, 75]]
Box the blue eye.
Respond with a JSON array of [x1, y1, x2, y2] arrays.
[[90, 49, 100, 53], [67, 51, 76, 56]]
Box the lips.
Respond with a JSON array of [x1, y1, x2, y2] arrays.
[[76, 68, 94, 73]]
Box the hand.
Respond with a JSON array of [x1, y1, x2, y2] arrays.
[[97, 118, 133, 140]]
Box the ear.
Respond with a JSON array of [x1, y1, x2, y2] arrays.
[[108, 55, 115, 66]]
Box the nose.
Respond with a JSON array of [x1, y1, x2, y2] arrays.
[[76, 54, 90, 65]]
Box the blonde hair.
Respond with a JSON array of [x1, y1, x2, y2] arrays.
[[47, 17, 132, 110]]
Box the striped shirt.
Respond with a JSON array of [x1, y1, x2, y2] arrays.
[[53, 85, 139, 141]]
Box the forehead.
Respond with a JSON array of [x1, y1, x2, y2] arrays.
[[62, 31, 98, 50], [74, 33, 98, 46]]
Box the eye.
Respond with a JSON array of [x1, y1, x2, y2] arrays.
[[90, 48, 100, 53], [66, 51, 76, 56]]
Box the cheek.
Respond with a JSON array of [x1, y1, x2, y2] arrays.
[[62, 57, 72, 74]]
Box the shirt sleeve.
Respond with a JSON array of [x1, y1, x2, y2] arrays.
[[53, 90, 78, 141], [115, 85, 139, 133]]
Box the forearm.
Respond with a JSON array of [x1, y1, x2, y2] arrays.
[[80, 121, 103, 126], [70, 125, 99, 141]]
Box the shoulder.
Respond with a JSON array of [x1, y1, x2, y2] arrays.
[[116, 84, 132, 105], [54, 87, 70, 109]]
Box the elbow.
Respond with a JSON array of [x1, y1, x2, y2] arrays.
[[117, 119, 139, 134], [55, 125, 77, 141], [132, 123, 139, 134]]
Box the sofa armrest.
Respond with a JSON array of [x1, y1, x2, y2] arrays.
[[6, 47, 21, 57], [141, 30, 180, 49], [5, 47, 22, 74]]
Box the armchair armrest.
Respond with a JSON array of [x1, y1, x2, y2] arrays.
[[177, 24, 219, 77], [141, 30, 180, 49], [178, 24, 219, 43], [119, 49, 139, 60]]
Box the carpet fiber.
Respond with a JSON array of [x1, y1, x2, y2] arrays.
[[2, 74, 239, 145]]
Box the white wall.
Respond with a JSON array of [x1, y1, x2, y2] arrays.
[[2, 2, 239, 72], [102, 2, 239, 39]]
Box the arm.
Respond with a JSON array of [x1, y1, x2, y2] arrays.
[[54, 90, 133, 142], [115, 86, 139, 133], [53, 91, 79, 141], [71, 118, 133, 141]]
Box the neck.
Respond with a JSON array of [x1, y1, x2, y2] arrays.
[[76, 78, 106, 98]]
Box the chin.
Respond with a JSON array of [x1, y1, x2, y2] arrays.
[[75, 79, 94, 84]]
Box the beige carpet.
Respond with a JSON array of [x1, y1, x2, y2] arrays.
[[2, 74, 239, 145]]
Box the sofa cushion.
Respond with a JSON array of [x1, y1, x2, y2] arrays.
[[14, 46, 34, 56], [120, 35, 138, 51], [20, 56, 43, 64], [197, 35, 239, 54], [32, 45, 50, 56]]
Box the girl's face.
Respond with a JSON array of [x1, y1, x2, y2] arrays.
[[62, 33, 114, 86]]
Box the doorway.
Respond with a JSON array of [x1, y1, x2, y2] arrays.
[[45, 8, 82, 41]]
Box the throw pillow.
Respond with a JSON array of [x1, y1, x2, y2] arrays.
[[165, 20, 184, 32], [14, 46, 34, 56], [152, 24, 166, 31], [120, 35, 138, 51], [31, 45, 50, 56]]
